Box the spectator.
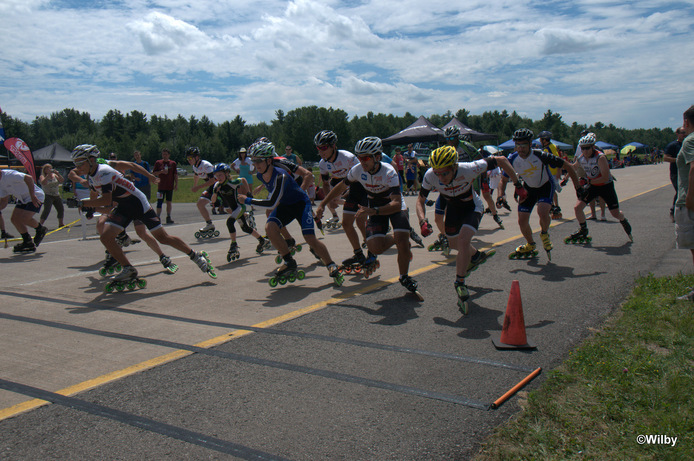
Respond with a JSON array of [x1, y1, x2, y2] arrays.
[[664, 127, 686, 222], [130, 150, 152, 201], [284, 145, 302, 166], [232, 147, 255, 187], [39, 163, 65, 228], [152, 148, 178, 224], [675, 105, 694, 300]]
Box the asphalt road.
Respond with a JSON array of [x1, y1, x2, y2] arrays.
[[0, 163, 689, 460]]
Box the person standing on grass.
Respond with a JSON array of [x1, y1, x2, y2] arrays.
[[674, 105, 694, 301]]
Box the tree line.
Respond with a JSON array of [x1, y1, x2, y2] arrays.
[[0, 107, 678, 165]]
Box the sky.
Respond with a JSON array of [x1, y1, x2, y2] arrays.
[[1, 0, 692, 131]]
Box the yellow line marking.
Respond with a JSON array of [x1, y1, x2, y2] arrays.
[[0, 183, 671, 420]]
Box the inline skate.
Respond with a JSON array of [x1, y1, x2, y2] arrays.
[[467, 249, 496, 273], [327, 262, 344, 286], [99, 252, 122, 276], [339, 251, 366, 274], [409, 227, 425, 248], [399, 274, 423, 301], [362, 253, 380, 278], [324, 216, 341, 229], [227, 242, 240, 262], [540, 232, 552, 261], [33, 225, 48, 247], [551, 206, 563, 220], [104, 266, 146, 293], [621, 219, 634, 242], [508, 242, 538, 259], [13, 240, 36, 253], [159, 254, 178, 273], [564, 226, 591, 244], [492, 214, 504, 229], [195, 222, 220, 239], [275, 238, 303, 264], [192, 251, 217, 278], [455, 280, 470, 315], [255, 236, 272, 255], [427, 233, 448, 252], [268, 258, 305, 287]]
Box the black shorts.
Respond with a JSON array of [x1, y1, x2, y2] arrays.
[[343, 182, 368, 214], [366, 210, 410, 239], [157, 189, 174, 202], [584, 182, 620, 210], [445, 199, 482, 237], [107, 195, 162, 231], [518, 181, 554, 213]]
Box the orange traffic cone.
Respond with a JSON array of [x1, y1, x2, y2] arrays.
[[492, 280, 536, 350]]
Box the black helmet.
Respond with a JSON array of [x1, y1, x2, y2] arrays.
[[314, 130, 337, 146], [539, 131, 552, 140], [512, 128, 534, 142], [185, 146, 200, 158]]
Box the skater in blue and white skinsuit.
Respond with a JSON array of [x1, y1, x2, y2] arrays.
[[237, 140, 342, 283], [70, 144, 215, 283]]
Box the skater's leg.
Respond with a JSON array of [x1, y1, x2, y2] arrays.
[[134, 223, 163, 257], [367, 234, 394, 255], [394, 230, 411, 276], [518, 211, 534, 244], [101, 224, 131, 267], [11, 208, 39, 234], [196, 197, 212, 222], [453, 227, 475, 278], [266, 221, 289, 257], [304, 234, 330, 265], [574, 200, 587, 224], [342, 213, 363, 252], [537, 202, 552, 233], [150, 227, 193, 254]]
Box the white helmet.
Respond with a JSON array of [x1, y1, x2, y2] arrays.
[[578, 133, 596, 146]]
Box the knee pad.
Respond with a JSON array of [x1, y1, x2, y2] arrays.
[[226, 216, 237, 234], [240, 215, 255, 234]]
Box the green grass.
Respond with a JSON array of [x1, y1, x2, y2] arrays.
[[475, 273, 693, 460]]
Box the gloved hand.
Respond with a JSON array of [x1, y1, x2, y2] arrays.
[[514, 181, 528, 203], [420, 219, 433, 237], [576, 184, 590, 203]]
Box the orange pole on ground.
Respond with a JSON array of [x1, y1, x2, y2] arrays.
[[490, 367, 542, 409]]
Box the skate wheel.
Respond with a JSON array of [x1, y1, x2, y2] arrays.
[[208, 271, 217, 279], [105, 283, 115, 293], [295, 244, 302, 252], [344, 267, 352, 274], [509, 253, 516, 259], [195, 232, 201, 238], [297, 270, 306, 280], [99, 267, 107, 277], [458, 300, 469, 315], [269, 277, 278, 287], [115, 283, 125, 292], [227, 254, 232, 263], [334, 274, 344, 286], [279, 276, 287, 285], [213, 230, 220, 237], [275, 255, 282, 264], [138, 279, 147, 288], [354, 266, 362, 273], [288, 273, 297, 283], [127, 281, 136, 290], [564, 237, 571, 244], [115, 264, 122, 272]]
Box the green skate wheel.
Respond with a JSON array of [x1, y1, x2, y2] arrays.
[[458, 299, 469, 315], [208, 270, 217, 279], [195, 231, 201, 238], [138, 279, 147, 288], [105, 283, 115, 293], [564, 237, 571, 244], [334, 274, 344, 286], [127, 281, 136, 290], [278, 276, 287, 285], [275, 255, 282, 264], [295, 244, 302, 252], [99, 267, 108, 276], [508, 253, 516, 259], [115, 264, 122, 272], [297, 270, 306, 280], [288, 272, 296, 283], [115, 283, 125, 292], [269, 277, 278, 287]]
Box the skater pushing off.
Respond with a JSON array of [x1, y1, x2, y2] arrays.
[[499, 128, 580, 261], [416, 145, 523, 313], [566, 134, 633, 244], [70, 144, 216, 292], [0, 168, 46, 253]]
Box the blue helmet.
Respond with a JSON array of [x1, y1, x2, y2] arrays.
[[214, 163, 231, 174]]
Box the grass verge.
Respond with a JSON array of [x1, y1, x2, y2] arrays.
[[475, 273, 693, 460]]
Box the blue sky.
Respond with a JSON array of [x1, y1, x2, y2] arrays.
[[1, 0, 692, 130]]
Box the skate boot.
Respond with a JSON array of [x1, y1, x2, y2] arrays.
[[497, 197, 511, 211], [621, 218, 633, 242], [99, 252, 122, 276], [362, 253, 380, 278], [540, 232, 553, 261], [165, 216, 174, 224], [227, 242, 240, 262], [255, 236, 272, 255], [564, 226, 591, 244], [116, 231, 132, 247], [508, 242, 538, 259], [159, 254, 178, 273], [493, 214, 504, 229], [195, 222, 219, 239], [33, 225, 48, 247], [340, 251, 366, 274], [428, 234, 445, 252], [192, 251, 217, 278], [409, 227, 425, 248], [327, 262, 344, 286], [440, 234, 451, 256], [468, 249, 496, 273], [455, 280, 470, 315], [13, 240, 36, 253], [551, 206, 563, 220], [275, 238, 303, 264], [268, 257, 305, 287], [1, 230, 15, 239], [105, 265, 146, 292], [324, 216, 340, 229], [399, 274, 423, 301]]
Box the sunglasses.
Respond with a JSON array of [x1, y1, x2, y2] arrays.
[[73, 159, 88, 167], [251, 158, 266, 164], [580, 146, 592, 150], [434, 170, 452, 177], [316, 145, 331, 151]]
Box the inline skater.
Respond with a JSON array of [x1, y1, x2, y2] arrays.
[[565, 134, 633, 244], [499, 128, 580, 260], [0, 168, 45, 253], [538, 131, 564, 220], [209, 163, 271, 262], [416, 145, 524, 313], [186, 147, 219, 238], [71, 145, 216, 290], [314, 130, 371, 272], [237, 141, 343, 286], [317, 137, 422, 299]]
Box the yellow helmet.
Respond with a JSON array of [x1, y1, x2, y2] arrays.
[[429, 145, 457, 169]]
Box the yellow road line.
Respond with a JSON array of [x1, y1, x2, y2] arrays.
[[0, 183, 670, 420]]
